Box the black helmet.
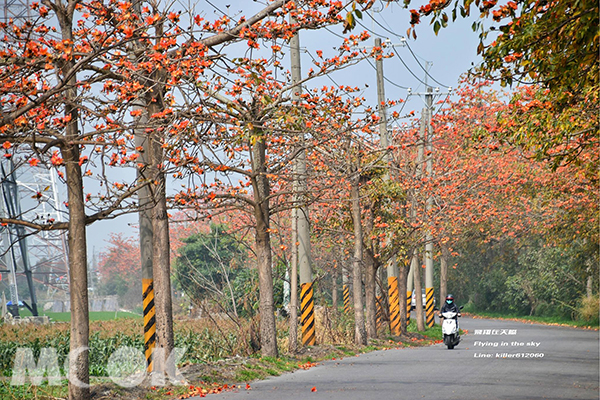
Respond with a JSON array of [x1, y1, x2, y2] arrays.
[[445, 294, 454, 303]]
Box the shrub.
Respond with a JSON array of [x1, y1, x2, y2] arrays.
[[576, 295, 599, 325]]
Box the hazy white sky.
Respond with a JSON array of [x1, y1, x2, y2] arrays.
[[86, 0, 483, 256]]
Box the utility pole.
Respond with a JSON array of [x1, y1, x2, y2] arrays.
[[342, 270, 351, 314], [412, 106, 427, 332], [374, 37, 401, 335], [410, 75, 452, 329], [290, 22, 315, 347], [288, 206, 298, 352], [136, 129, 156, 372], [423, 86, 435, 328]]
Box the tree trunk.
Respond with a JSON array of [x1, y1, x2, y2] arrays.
[[146, 92, 175, 373], [398, 260, 408, 335], [252, 133, 278, 357], [412, 250, 425, 331], [350, 179, 367, 345], [364, 255, 377, 339], [331, 267, 338, 311], [64, 140, 89, 400], [440, 244, 449, 307], [55, 6, 90, 399], [150, 168, 174, 372]]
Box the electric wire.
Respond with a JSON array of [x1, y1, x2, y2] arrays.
[[204, 0, 228, 17], [433, 93, 451, 116], [364, 57, 409, 90], [363, 10, 450, 88], [354, 17, 433, 88], [405, 42, 448, 88], [323, 26, 410, 90], [392, 50, 429, 87]]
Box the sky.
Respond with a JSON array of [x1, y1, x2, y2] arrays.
[[82, 0, 484, 257]]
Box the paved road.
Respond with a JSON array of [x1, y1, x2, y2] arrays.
[[205, 316, 599, 399]]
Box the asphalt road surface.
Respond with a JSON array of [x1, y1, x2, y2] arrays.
[[203, 316, 599, 400]]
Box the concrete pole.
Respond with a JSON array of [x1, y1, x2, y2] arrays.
[[406, 260, 414, 323], [412, 107, 427, 331], [424, 87, 435, 328], [290, 22, 315, 346], [135, 112, 156, 372], [375, 38, 401, 335], [288, 207, 298, 353], [342, 268, 351, 314]]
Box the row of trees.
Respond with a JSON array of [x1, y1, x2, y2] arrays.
[[1, 1, 597, 399]]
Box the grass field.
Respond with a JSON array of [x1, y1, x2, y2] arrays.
[[16, 309, 142, 322], [467, 310, 599, 328]]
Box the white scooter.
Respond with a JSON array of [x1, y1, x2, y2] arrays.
[[440, 306, 463, 349]]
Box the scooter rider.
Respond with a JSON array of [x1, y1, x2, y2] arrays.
[[439, 294, 461, 319]]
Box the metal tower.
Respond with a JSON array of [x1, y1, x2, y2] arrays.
[[0, 158, 69, 317], [0, 158, 38, 316], [2, 0, 30, 21]]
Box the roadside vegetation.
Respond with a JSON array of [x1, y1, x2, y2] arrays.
[[0, 313, 441, 400]]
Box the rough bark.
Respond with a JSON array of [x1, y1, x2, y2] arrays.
[[364, 254, 377, 339], [398, 260, 408, 334], [412, 250, 425, 331], [331, 267, 338, 312], [150, 166, 174, 372], [350, 178, 367, 345], [64, 135, 89, 400], [440, 244, 449, 307], [251, 133, 278, 357], [147, 93, 174, 373], [53, 4, 90, 398]]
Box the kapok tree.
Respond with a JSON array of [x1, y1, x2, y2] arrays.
[[174, 29, 382, 353], [93, 0, 360, 364], [417, 81, 598, 309], [0, 3, 164, 397]]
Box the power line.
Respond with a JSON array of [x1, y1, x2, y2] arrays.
[[354, 17, 440, 89], [364, 57, 409, 90], [323, 26, 409, 90], [363, 10, 449, 88], [433, 93, 451, 116], [365, 10, 405, 40], [405, 42, 448, 88], [393, 51, 429, 87], [323, 25, 347, 40]]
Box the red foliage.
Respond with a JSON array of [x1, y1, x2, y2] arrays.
[[97, 233, 141, 287]]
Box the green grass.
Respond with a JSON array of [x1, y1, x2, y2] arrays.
[[0, 379, 69, 400], [235, 369, 263, 382], [335, 346, 356, 356], [468, 310, 599, 328], [406, 320, 443, 340], [17, 310, 141, 322]]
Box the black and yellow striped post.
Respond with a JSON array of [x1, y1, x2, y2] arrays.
[[300, 282, 316, 346], [406, 290, 412, 323], [343, 284, 351, 314], [388, 276, 400, 335], [424, 241, 435, 328], [136, 123, 155, 372], [406, 261, 414, 324], [376, 295, 383, 330], [142, 278, 156, 372], [425, 287, 435, 328]]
